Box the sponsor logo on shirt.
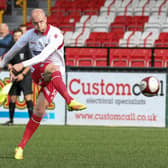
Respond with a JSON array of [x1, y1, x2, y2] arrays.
[[30, 41, 36, 44], [32, 50, 41, 55], [54, 34, 58, 38]]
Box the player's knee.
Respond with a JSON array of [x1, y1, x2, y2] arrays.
[[34, 105, 45, 116]]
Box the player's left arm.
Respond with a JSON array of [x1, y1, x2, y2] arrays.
[[0, 31, 30, 70], [12, 32, 64, 72]]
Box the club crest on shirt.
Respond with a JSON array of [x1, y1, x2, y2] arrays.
[[32, 50, 41, 55], [54, 34, 58, 38], [30, 41, 36, 44]]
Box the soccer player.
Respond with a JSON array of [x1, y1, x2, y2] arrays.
[[0, 8, 87, 160]]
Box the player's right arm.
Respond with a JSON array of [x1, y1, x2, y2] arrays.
[[0, 31, 31, 69]]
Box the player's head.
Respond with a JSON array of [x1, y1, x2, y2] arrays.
[[0, 23, 9, 38], [31, 8, 47, 33], [13, 28, 23, 42]]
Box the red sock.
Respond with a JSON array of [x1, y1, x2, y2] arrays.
[[18, 114, 42, 149], [51, 71, 73, 104]]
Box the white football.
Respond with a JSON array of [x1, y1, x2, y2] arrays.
[[140, 76, 160, 96]]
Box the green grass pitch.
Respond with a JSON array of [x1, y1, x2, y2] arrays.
[[0, 125, 168, 168]]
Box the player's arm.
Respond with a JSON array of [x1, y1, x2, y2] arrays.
[[12, 32, 64, 72], [23, 33, 63, 67], [0, 31, 30, 69]]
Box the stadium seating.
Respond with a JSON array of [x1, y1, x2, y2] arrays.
[[154, 32, 168, 48], [119, 31, 142, 47], [25, 0, 168, 48], [66, 48, 107, 67], [0, 0, 7, 10], [129, 49, 151, 67], [134, 0, 155, 16], [154, 49, 168, 67], [109, 49, 130, 67], [24, 0, 168, 68], [109, 48, 151, 67]]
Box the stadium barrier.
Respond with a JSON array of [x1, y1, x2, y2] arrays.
[[64, 47, 168, 68], [0, 47, 167, 127], [66, 66, 167, 127]]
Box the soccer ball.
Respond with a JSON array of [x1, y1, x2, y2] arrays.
[[139, 76, 160, 97]]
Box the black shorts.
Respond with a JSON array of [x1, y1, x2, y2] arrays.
[[9, 74, 33, 96]]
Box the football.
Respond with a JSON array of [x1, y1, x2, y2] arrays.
[[139, 76, 160, 96]]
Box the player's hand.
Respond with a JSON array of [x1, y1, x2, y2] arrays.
[[12, 63, 24, 73]]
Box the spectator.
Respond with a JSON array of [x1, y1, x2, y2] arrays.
[[3, 28, 33, 126], [0, 23, 13, 56], [19, 24, 27, 34]]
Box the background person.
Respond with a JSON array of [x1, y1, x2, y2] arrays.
[[0, 23, 13, 56], [19, 24, 27, 34], [3, 28, 33, 126]]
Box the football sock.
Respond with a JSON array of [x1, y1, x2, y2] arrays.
[[26, 100, 33, 118], [9, 102, 15, 123], [18, 114, 42, 149], [51, 71, 73, 104]]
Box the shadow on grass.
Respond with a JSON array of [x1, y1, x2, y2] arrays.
[[0, 154, 14, 159]]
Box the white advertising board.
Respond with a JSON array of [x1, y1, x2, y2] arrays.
[[0, 71, 65, 125], [67, 72, 166, 127]]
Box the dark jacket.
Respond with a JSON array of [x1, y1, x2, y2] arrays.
[[0, 33, 13, 56], [9, 44, 32, 74]]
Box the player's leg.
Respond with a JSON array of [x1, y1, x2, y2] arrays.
[[15, 92, 48, 160], [45, 64, 87, 111]]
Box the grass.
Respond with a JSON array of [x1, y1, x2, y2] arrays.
[[0, 125, 168, 168]]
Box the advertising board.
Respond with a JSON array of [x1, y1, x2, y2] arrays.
[[67, 72, 166, 127]]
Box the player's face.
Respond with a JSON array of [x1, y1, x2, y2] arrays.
[[32, 13, 47, 33], [13, 32, 22, 42]]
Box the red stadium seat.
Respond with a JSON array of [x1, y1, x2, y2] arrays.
[[66, 48, 107, 67], [154, 49, 168, 67], [65, 48, 80, 66], [77, 58, 94, 66], [94, 49, 107, 67], [109, 49, 130, 67], [154, 32, 168, 48], [109, 49, 151, 68], [129, 49, 151, 67], [85, 38, 101, 47], [76, 48, 94, 66], [154, 40, 168, 48], [0, 0, 7, 10]]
